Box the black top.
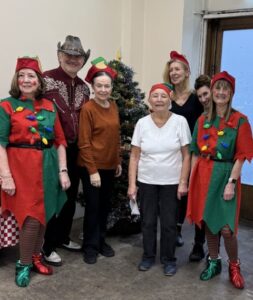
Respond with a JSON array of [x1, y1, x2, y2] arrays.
[[171, 93, 203, 134]]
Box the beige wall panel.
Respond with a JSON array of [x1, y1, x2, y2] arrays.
[[0, 0, 122, 98]]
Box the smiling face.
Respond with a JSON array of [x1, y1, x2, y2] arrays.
[[212, 80, 232, 108], [169, 61, 189, 86], [92, 75, 112, 103], [196, 85, 211, 108], [148, 88, 171, 112], [58, 52, 84, 77], [17, 68, 40, 98]]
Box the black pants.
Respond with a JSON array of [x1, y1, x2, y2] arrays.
[[43, 143, 80, 255], [139, 182, 178, 264], [177, 194, 205, 245], [80, 168, 115, 254]]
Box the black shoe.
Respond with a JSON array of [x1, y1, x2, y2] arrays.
[[164, 262, 177, 276], [138, 260, 154, 271], [83, 253, 97, 264], [189, 243, 205, 262], [176, 233, 184, 247], [99, 242, 115, 257]]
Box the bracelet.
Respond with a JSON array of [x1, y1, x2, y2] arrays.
[[59, 168, 68, 173]]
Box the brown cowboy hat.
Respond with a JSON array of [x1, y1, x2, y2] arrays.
[[57, 35, 90, 64]]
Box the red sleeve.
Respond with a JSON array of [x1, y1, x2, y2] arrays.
[[54, 111, 67, 147], [234, 119, 253, 162]]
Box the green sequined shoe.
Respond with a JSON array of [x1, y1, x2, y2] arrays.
[[15, 260, 32, 287], [200, 258, 222, 281]]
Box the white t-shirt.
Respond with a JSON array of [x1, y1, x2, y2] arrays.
[[131, 113, 191, 185]]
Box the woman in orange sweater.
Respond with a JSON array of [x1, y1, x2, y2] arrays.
[[78, 57, 122, 264]]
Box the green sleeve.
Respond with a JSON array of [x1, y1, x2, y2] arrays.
[[190, 120, 200, 155], [0, 106, 10, 147]]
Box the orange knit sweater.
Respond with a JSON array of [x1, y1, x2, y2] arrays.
[[77, 99, 121, 174]]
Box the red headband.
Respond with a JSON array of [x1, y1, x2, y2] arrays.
[[211, 71, 235, 93], [85, 57, 117, 84], [169, 50, 190, 70], [149, 83, 172, 96], [16, 57, 42, 75]]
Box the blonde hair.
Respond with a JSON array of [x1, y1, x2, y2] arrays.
[[163, 59, 190, 92], [207, 80, 236, 122]]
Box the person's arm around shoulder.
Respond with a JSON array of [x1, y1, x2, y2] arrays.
[[127, 146, 141, 201]]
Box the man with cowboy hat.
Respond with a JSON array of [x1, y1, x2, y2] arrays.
[[42, 35, 90, 266]]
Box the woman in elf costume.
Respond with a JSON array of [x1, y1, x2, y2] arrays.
[[187, 71, 253, 289], [0, 57, 70, 287]]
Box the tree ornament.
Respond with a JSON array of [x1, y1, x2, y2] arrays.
[[217, 130, 224, 136], [201, 145, 208, 151]]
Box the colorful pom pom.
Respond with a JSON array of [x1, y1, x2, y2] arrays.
[[44, 126, 53, 133], [221, 142, 229, 149], [217, 130, 224, 136], [217, 152, 222, 159], [15, 106, 24, 112], [29, 126, 37, 133], [42, 137, 48, 145], [26, 115, 36, 121], [203, 123, 211, 129], [201, 145, 208, 151], [36, 115, 45, 121], [203, 134, 210, 140]]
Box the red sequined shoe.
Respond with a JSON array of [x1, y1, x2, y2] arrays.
[[228, 260, 244, 289], [32, 254, 53, 275]]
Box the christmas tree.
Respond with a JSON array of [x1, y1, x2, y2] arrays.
[[106, 58, 148, 235]]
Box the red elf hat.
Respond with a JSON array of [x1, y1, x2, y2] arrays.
[[211, 71, 235, 93], [170, 50, 190, 70], [15, 56, 43, 75], [149, 83, 173, 96], [85, 57, 117, 84]]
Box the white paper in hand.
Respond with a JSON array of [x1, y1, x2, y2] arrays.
[[129, 196, 140, 215]]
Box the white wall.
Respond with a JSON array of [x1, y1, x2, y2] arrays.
[[0, 0, 122, 98], [0, 0, 251, 100], [0, 0, 185, 99]]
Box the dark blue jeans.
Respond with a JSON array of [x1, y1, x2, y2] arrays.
[[138, 182, 178, 264]]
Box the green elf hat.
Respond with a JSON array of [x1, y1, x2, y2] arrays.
[[85, 57, 117, 83]]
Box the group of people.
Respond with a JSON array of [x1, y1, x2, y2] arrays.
[[0, 35, 253, 291], [0, 35, 121, 287], [128, 51, 253, 290]]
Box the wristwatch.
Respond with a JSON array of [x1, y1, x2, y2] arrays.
[[228, 177, 237, 184]]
